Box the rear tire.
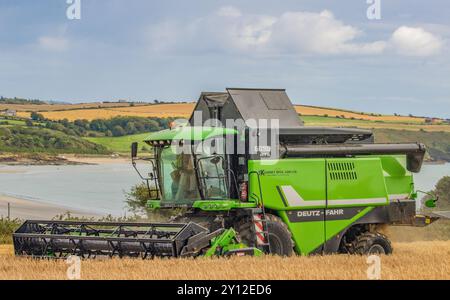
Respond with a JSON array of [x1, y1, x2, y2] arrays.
[[265, 214, 294, 256], [354, 232, 393, 255]]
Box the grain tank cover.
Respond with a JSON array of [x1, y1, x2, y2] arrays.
[[227, 88, 303, 128], [189, 88, 303, 128]]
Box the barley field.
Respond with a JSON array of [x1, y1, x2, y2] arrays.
[[296, 105, 427, 123], [13, 102, 437, 125], [303, 116, 450, 132], [0, 241, 449, 280], [0, 102, 148, 112], [16, 103, 194, 121]]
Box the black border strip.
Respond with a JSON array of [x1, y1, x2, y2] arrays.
[[276, 185, 288, 207]]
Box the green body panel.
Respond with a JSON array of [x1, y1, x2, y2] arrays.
[[248, 155, 412, 255], [323, 207, 374, 241], [147, 199, 256, 211], [377, 155, 414, 200], [204, 228, 263, 257], [326, 158, 388, 207], [278, 211, 325, 255], [192, 200, 256, 211], [249, 159, 327, 210], [278, 207, 374, 255], [147, 200, 161, 209], [248, 157, 389, 210], [144, 126, 237, 142]]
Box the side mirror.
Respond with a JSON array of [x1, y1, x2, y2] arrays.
[[131, 142, 138, 159], [425, 198, 437, 208]]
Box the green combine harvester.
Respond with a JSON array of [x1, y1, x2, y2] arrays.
[[13, 88, 440, 258]]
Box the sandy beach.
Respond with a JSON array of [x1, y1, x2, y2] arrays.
[[0, 153, 131, 166], [62, 154, 131, 165], [0, 194, 100, 220]]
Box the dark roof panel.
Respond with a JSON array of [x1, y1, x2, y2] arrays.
[[226, 88, 303, 128]]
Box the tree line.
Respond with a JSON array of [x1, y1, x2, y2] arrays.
[[30, 112, 177, 137], [0, 97, 46, 105]]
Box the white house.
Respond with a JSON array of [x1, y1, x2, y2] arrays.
[[0, 109, 17, 117]]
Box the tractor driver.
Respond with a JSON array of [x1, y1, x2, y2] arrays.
[[170, 153, 199, 201]]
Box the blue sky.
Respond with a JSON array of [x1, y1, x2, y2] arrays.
[[0, 0, 449, 117]]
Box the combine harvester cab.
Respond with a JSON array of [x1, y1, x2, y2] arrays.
[[13, 88, 442, 258]]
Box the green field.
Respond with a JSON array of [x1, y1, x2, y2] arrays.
[[0, 118, 47, 127], [301, 115, 406, 124], [0, 118, 26, 126], [0, 126, 109, 155], [301, 115, 450, 132], [86, 133, 150, 153], [3, 114, 449, 161], [84, 116, 450, 160]]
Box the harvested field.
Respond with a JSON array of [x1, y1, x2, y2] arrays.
[[0, 245, 11, 256], [0, 241, 449, 280], [13, 103, 437, 125], [16, 103, 194, 121], [0, 102, 149, 112], [295, 105, 427, 123], [303, 116, 450, 132]]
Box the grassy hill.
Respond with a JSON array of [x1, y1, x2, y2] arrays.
[[0, 126, 109, 154], [0, 101, 149, 112], [83, 120, 450, 161], [373, 129, 450, 161], [302, 116, 450, 132], [86, 133, 150, 153], [8, 101, 446, 124], [2, 101, 449, 160]]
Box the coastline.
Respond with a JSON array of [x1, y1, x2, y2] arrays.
[[423, 160, 448, 165], [0, 152, 448, 166], [62, 154, 130, 165], [0, 153, 130, 166], [0, 193, 101, 220]]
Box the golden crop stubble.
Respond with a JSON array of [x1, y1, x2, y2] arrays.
[[12, 102, 429, 123], [17, 103, 196, 121], [0, 241, 449, 280], [295, 106, 426, 123]]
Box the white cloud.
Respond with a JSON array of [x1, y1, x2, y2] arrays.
[[38, 36, 69, 52], [146, 7, 445, 58], [390, 26, 443, 56], [269, 10, 386, 55], [146, 7, 276, 53], [216, 6, 242, 18], [147, 7, 385, 55], [217, 14, 277, 51]]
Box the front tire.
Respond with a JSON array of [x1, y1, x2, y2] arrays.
[[354, 232, 393, 255], [266, 214, 294, 256]]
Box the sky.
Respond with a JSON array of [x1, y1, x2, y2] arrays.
[[0, 0, 449, 117]]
